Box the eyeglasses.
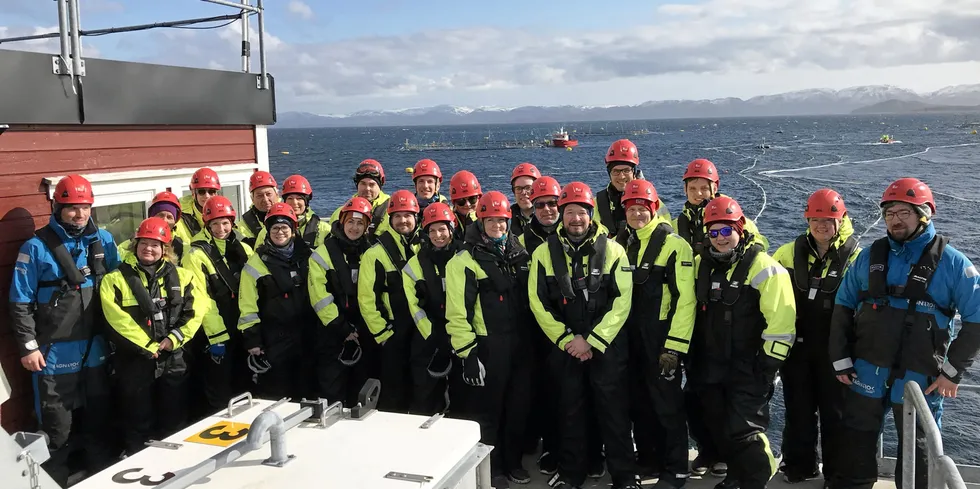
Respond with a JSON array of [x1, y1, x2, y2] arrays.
[[610, 167, 634, 177], [708, 226, 734, 239], [513, 185, 533, 195], [884, 209, 914, 221], [196, 189, 219, 196], [270, 226, 292, 235], [533, 200, 558, 210], [454, 196, 479, 207]]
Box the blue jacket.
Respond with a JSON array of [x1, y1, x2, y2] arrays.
[[9, 216, 120, 355], [830, 221, 980, 383]]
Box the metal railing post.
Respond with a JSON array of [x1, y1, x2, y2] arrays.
[[903, 395, 917, 489], [240, 0, 250, 72], [902, 382, 966, 489], [256, 0, 268, 89], [55, 0, 71, 73]]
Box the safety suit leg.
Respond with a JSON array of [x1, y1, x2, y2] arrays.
[[524, 328, 553, 453], [113, 352, 160, 456], [503, 334, 533, 473], [550, 347, 590, 486], [315, 331, 350, 405], [474, 335, 514, 477], [644, 359, 689, 479], [182, 331, 212, 420], [832, 383, 890, 489], [589, 332, 636, 486], [629, 323, 658, 470], [409, 329, 446, 415], [378, 323, 413, 413], [780, 340, 820, 477], [724, 372, 778, 489], [76, 359, 116, 474], [814, 341, 846, 482], [257, 343, 305, 400], [202, 346, 235, 412], [686, 385, 720, 464], [356, 323, 382, 395], [448, 356, 476, 419], [155, 354, 191, 439]]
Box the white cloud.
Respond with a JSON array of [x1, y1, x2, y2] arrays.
[[287, 1, 314, 21]]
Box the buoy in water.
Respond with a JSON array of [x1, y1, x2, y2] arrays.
[[973, 130, 978, 135], [281, 151, 290, 155], [566, 146, 572, 151], [405, 167, 414, 174]]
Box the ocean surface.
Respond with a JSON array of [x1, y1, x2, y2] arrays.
[[267, 114, 980, 464]]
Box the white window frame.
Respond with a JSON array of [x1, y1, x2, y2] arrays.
[[41, 125, 271, 216]]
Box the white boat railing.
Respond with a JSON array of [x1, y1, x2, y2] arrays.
[[876, 382, 980, 487]]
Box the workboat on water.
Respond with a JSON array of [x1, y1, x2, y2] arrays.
[[1, 3, 979, 489]]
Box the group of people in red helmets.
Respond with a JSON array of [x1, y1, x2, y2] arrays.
[[9, 137, 980, 489]]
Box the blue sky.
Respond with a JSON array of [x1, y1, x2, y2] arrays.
[[1, 0, 978, 114]]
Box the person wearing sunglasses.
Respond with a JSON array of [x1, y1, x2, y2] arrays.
[[529, 182, 638, 489], [308, 197, 376, 408], [178, 167, 222, 237], [412, 158, 449, 212], [829, 178, 980, 489], [595, 139, 670, 240], [329, 159, 391, 240], [517, 175, 563, 476], [449, 170, 483, 240], [401, 202, 460, 416], [614, 179, 696, 488], [358, 190, 423, 413], [446, 191, 534, 488], [238, 203, 317, 400], [771, 189, 859, 486], [687, 196, 795, 489], [510, 162, 541, 237]]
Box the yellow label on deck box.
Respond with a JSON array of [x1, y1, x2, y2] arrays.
[[184, 421, 251, 447]]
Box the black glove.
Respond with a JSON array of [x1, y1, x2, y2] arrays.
[[462, 352, 486, 387], [658, 349, 681, 380]]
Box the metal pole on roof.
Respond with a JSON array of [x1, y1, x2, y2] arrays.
[[55, 0, 71, 74], [256, 0, 268, 89], [66, 0, 83, 76], [240, 0, 250, 72], [201, 0, 260, 13]]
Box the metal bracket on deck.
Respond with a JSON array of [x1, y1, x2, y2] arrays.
[[262, 397, 290, 412], [144, 440, 183, 450], [223, 392, 256, 418], [349, 378, 381, 420], [419, 413, 443, 429], [384, 471, 434, 484]]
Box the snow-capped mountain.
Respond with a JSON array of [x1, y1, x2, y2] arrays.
[[275, 84, 980, 128]]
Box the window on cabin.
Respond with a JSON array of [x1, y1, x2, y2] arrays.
[[94, 201, 146, 244]]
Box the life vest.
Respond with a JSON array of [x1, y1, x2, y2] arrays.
[[181, 211, 202, 237], [118, 261, 185, 345], [300, 214, 321, 249], [368, 200, 389, 238], [322, 236, 359, 309], [791, 234, 857, 312], [675, 204, 707, 255], [547, 233, 608, 314], [416, 247, 450, 316], [596, 188, 625, 237], [859, 234, 953, 320], [466, 238, 530, 335], [241, 208, 264, 248], [33, 225, 109, 345], [190, 235, 247, 307], [372, 232, 414, 333], [696, 244, 763, 326]]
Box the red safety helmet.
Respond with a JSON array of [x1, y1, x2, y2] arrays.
[[150, 191, 182, 219], [605, 139, 639, 167], [558, 182, 595, 209], [202, 195, 236, 223], [53, 174, 95, 205], [340, 196, 373, 221], [449, 171, 483, 200], [510, 163, 541, 184], [135, 217, 173, 244], [281, 175, 313, 198], [354, 159, 386, 186], [805, 189, 847, 219], [413, 159, 442, 181], [683, 158, 720, 184], [476, 191, 512, 219], [249, 171, 278, 192], [881, 177, 936, 214], [421, 202, 456, 229], [704, 196, 745, 225], [190, 168, 221, 191], [388, 190, 420, 215], [621, 179, 660, 211], [530, 176, 561, 201], [265, 202, 298, 226]]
